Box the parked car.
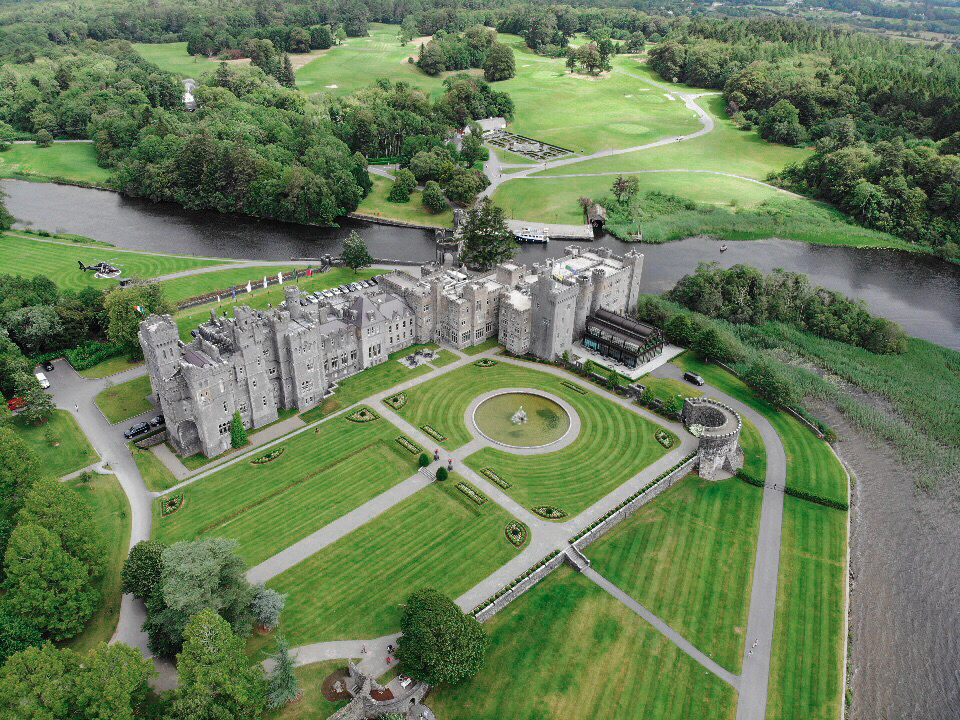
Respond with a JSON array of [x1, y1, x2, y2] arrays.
[[338, 285, 349, 292], [322, 290, 333, 298], [149, 415, 165, 427], [397, 675, 412, 689], [42, 360, 55, 372], [683, 371, 705, 386], [123, 422, 150, 439], [34, 372, 50, 389]]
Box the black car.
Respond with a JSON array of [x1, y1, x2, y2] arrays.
[[123, 422, 150, 439], [149, 414, 165, 427], [42, 361, 55, 372], [683, 371, 705, 386]]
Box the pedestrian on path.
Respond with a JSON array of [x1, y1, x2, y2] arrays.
[[74, 403, 79, 411]]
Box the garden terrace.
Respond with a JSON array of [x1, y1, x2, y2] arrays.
[[153, 414, 418, 565]]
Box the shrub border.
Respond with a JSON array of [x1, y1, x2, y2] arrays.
[[384, 393, 407, 410], [470, 549, 562, 616], [504, 521, 529, 548], [481, 467, 511, 489], [532, 505, 567, 519], [251, 447, 285, 465], [456, 481, 487, 506], [421, 424, 447, 442], [347, 407, 380, 423], [395, 436, 421, 454], [160, 493, 185, 517]]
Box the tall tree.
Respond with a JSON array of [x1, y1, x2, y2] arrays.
[[267, 634, 300, 708], [251, 584, 286, 631], [396, 589, 486, 686], [483, 42, 515, 81], [0, 642, 78, 719], [458, 197, 517, 270], [230, 411, 247, 449], [121, 539, 166, 600], [12, 372, 55, 425], [170, 609, 267, 720], [341, 231, 374, 273], [276, 53, 296, 88], [73, 643, 155, 720], [103, 282, 170, 359], [0, 188, 13, 232]]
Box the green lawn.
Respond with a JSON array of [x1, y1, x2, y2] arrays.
[[61, 473, 131, 654], [154, 413, 419, 565], [132, 42, 222, 79], [427, 566, 736, 720], [172, 268, 379, 342], [95, 375, 154, 424], [0, 142, 112, 186], [131, 444, 180, 493], [740, 414, 768, 480], [355, 175, 454, 228], [262, 660, 350, 720], [77, 355, 144, 379], [587, 475, 763, 674], [671, 354, 848, 505], [263, 480, 521, 645], [161, 265, 307, 304], [0, 234, 226, 293], [13, 410, 98, 478], [461, 337, 502, 355], [429, 349, 459, 367], [767, 498, 847, 720], [398, 363, 674, 515], [299, 343, 437, 422], [642, 375, 703, 405]]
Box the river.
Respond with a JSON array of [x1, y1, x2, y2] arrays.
[[5, 179, 959, 349]]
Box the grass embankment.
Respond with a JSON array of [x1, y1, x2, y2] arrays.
[[398, 363, 673, 515], [153, 414, 418, 565], [587, 475, 763, 674], [671, 353, 848, 506], [61, 473, 131, 654], [260, 481, 521, 648], [0, 142, 112, 186], [77, 355, 144, 379], [767, 497, 847, 720], [95, 375, 154, 424], [172, 267, 379, 342], [299, 343, 439, 422], [355, 175, 454, 227], [262, 660, 351, 720], [0, 234, 226, 294], [13, 410, 98, 478], [427, 566, 737, 720], [160, 265, 307, 304], [131, 444, 180, 493]]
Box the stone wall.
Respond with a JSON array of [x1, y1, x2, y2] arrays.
[[473, 551, 567, 623]]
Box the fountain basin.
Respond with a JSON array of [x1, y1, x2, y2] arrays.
[[472, 391, 572, 449]]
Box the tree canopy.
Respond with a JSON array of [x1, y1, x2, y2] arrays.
[[458, 197, 518, 270]]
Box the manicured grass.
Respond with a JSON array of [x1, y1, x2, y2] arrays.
[[642, 375, 703, 405], [671, 354, 848, 505], [77, 355, 144, 379], [262, 660, 351, 720], [172, 268, 379, 342], [356, 175, 454, 228], [587, 475, 762, 673], [131, 444, 180, 493], [0, 142, 112, 185], [766, 497, 847, 720], [154, 414, 419, 565], [132, 42, 220, 79], [299, 343, 437, 422], [161, 265, 307, 304], [400, 363, 674, 514], [740, 414, 767, 480], [13, 410, 98, 478], [95, 375, 154, 424], [427, 566, 737, 720], [429, 349, 458, 367], [462, 337, 502, 355], [264, 481, 520, 645], [61, 473, 131, 654], [0, 233, 226, 294]]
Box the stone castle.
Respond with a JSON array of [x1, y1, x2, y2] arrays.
[[140, 246, 662, 459]]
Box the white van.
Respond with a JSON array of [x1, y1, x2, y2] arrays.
[[35, 372, 50, 389]]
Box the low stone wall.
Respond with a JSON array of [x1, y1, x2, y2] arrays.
[[134, 430, 168, 449], [571, 454, 697, 552], [473, 551, 566, 623]]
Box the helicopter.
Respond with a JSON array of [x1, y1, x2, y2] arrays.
[[78, 260, 121, 276]]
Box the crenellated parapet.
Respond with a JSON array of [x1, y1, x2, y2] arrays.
[[682, 398, 744, 480]]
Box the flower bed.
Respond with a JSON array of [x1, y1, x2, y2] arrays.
[[420, 424, 446, 442], [687, 423, 704, 438], [474, 358, 498, 368], [560, 380, 589, 395], [470, 549, 562, 616], [481, 468, 511, 489], [655, 430, 673, 448], [385, 393, 407, 410], [532, 506, 567, 519], [456, 481, 487, 506], [347, 407, 379, 423], [251, 447, 285, 465], [395, 436, 422, 454], [160, 493, 184, 517], [569, 451, 697, 543], [504, 521, 528, 548]]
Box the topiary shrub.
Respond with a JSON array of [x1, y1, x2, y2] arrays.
[[419, 452, 431, 467], [435, 466, 448, 481]]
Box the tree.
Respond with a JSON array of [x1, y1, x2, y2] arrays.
[[399, 16, 417, 46], [576, 43, 603, 74], [311, 25, 334, 50], [483, 42, 515, 81], [0, 609, 42, 664], [12, 372, 55, 424], [73, 643, 154, 720], [388, 168, 416, 203], [458, 197, 517, 271], [0, 188, 13, 232], [35, 130, 53, 148], [607, 369, 623, 390], [230, 410, 247, 448], [341, 231, 374, 274], [1, 524, 98, 640], [0, 425, 43, 520], [121, 539, 167, 600], [444, 168, 489, 205], [0, 643, 78, 719], [418, 452, 431, 468], [334, 26, 347, 45], [611, 174, 639, 203], [170, 609, 266, 720], [435, 466, 448, 481], [275, 53, 296, 88], [103, 282, 170, 359], [289, 28, 311, 53], [396, 588, 486, 686], [460, 126, 486, 167], [692, 326, 742, 365], [251, 584, 286, 631], [742, 358, 797, 407], [422, 180, 447, 213], [417, 41, 447, 76], [267, 635, 300, 708], [664, 314, 697, 346]]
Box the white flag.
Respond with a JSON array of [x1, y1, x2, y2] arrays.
[[246, 281, 252, 294], [263, 276, 267, 289], [277, 271, 283, 285], [217, 294, 220, 304]]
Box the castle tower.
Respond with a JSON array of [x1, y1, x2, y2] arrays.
[[574, 274, 592, 338], [139, 314, 182, 384], [530, 269, 577, 361], [625, 250, 644, 315], [589, 267, 607, 314], [285, 286, 303, 322]]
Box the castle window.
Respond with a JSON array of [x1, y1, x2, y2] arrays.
[[252, 379, 257, 388], [223, 402, 228, 412], [350, 350, 357, 361], [269, 367, 277, 376], [218, 422, 230, 435], [300, 380, 312, 391], [306, 362, 313, 371], [239, 403, 247, 413]]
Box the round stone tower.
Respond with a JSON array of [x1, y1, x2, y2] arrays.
[[682, 398, 743, 480]]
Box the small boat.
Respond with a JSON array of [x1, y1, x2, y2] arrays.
[[719, 244, 728, 252], [515, 226, 549, 244]]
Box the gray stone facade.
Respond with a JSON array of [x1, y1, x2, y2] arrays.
[[140, 247, 648, 460], [682, 398, 743, 480]]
